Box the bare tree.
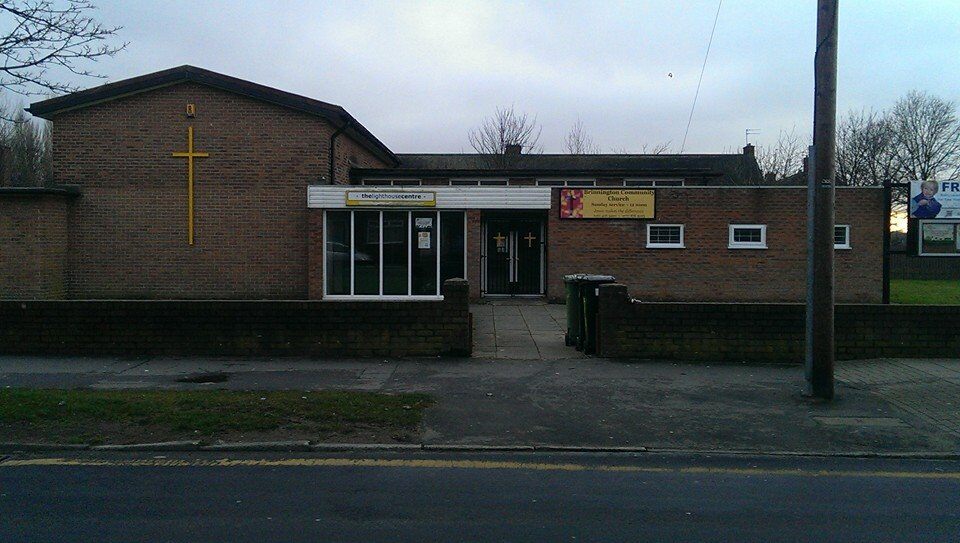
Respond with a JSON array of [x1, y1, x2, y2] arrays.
[[889, 90, 960, 181], [755, 128, 808, 181], [0, 0, 126, 101], [608, 142, 672, 154], [563, 119, 600, 154], [468, 106, 541, 167], [836, 108, 901, 187], [0, 99, 52, 186], [640, 141, 672, 154]]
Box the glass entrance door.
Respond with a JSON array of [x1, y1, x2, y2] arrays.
[[484, 218, 544, 296]]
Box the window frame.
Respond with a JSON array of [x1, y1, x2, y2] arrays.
[[918, 220, 960, 257], [728, 224, 768, 249], [322, 210, 467, 300], [646, 224, 685, 249], [834, 225, 851, 249]]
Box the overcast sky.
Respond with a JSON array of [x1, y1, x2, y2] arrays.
[[34, 0, 960, 154]]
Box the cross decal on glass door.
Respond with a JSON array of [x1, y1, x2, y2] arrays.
[[524, 232, 537, 248]]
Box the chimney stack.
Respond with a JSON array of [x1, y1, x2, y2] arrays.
[[504, 143, 522, 156], [743, 143, 755, 156]]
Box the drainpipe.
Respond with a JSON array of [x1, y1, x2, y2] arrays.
[[329, 116, 351, 184]]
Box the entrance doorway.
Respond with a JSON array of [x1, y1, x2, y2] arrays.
[[483, 216, 545, 296]]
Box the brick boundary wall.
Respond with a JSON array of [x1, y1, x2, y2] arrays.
[[0, 187, 78, 300], [0, 279, 472, 358], [597, 283, 960, 362]]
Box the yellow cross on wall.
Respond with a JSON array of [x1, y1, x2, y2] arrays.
[[171, 126, 209, 245], [493, 232, 506, 245]]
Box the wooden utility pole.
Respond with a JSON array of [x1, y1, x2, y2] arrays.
[[806, 0, 838, 399]]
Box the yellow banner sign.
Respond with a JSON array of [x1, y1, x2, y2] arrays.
[[559, 188, 655, 219]]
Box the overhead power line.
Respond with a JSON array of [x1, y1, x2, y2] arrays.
[[680, 0, 723, 153]]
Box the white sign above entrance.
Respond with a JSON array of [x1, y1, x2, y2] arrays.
[[309, 186, 551, 209], [346, 190, 436, 207]]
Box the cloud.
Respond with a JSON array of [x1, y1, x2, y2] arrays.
[[42, 0, 960, 153]]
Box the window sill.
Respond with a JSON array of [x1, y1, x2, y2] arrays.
[[834, 245, 852, 250], [646, 244, 685, 249], [728, 245, 767, 250]]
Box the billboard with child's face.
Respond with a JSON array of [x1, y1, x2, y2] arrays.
[[910, 180, 960, 219]]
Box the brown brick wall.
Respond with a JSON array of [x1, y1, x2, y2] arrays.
[[466, 210, 483, 300], [0, 279, 471, 357], [49, 82, 388, 299], [0, 189, 76, 299], [597, 283, 960, 362], [307, 210, 324, 299], [547, 187, 884, 303]]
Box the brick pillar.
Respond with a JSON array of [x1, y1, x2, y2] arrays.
[[307, 210, 324, 299], [597, 283, 629, 357], [466, 210, 483, 300], [442, 278, 472, 356]]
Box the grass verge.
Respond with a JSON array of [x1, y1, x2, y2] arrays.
[[890, 279, 960, 305], [0, 389, 433, 445]]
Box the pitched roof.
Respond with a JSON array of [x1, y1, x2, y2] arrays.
[[27, 65, 398, 166], [353, 153, 762, 183]]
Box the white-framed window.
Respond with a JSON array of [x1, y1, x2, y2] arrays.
[[834, 225, 851, 249], [535, 178, 596, 187], [646, 224, 685, 248], [728, 224, 767, 249], [361, 179, 423, 186], [323, 210, 467, 299], [919, 220, 960, 256], [624, 178, 685, 187]]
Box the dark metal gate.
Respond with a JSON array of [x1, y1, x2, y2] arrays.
[[484, 218, 544, 296]]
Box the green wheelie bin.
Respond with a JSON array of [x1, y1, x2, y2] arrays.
[[563, 274, 586, 346], [579, 274, 616, 354]]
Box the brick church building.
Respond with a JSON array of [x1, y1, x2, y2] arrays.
[[1, 66, 884, 303]]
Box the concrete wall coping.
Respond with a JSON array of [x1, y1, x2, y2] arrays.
[[0, 185, 81, 198]]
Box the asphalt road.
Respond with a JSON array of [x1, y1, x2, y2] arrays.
[[2, 452, 958, 542]]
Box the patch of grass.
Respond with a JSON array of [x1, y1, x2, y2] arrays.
[[890, 279, 960, 305], [0, 389, 433, 444]]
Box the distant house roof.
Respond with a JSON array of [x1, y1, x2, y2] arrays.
[[354, 152, 763, 183], [27, 65, 398, 166]]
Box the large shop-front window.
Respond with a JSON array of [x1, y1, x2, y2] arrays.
[[324, 210, 466, 297]]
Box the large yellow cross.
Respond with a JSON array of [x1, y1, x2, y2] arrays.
[[171, 126, 209, 245]]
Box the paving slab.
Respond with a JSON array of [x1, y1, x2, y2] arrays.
[[472, 302, 578, 361]]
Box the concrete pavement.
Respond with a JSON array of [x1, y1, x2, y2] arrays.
[[471, 301, 587, 360], [1, 355, 958, 454]]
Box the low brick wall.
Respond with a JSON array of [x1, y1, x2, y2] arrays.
[[598, 283, 960, 362], [0, 279, 472, 358]]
